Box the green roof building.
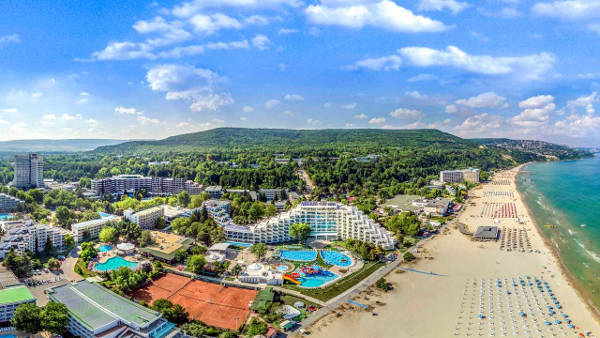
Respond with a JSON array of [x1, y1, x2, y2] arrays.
[[0, 285, 36, 322], [47, 280, 178, 338]]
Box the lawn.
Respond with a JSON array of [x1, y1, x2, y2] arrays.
[[74, 258, 97, 278], [283, 261, 384, 302]]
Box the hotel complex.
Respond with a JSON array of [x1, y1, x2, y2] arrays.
[[124, 206, 165, 229], [0, 220, 71, 258], [207, 201, 396, 250], [440, 168, 480, 184], [12, 153, 44, 189], [71, 214, 119, 243], [91, 174, 202, 196], [48, 280, 178, 338], [0, 193, 24, 212]]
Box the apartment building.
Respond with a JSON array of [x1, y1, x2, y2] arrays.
[[48, 280, 178, 338], [12, 153, 44, 189], [0, 193, 24, 212], [71, 214, 118, 243], [0, 220, 71, 258], [124, 206, 164, 229], [222, 201, 396, 250], [204, 186, 223, 199], [0, 283, 36, 322], [258, 189, 285, 201], [440, 168, 480, 184], [91, 174, 202, 196]]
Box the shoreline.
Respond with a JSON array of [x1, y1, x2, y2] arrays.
[[515, 162, 600, 322], [305, 164, 600, 337]]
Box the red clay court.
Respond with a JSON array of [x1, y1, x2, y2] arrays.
[[132, 273, 258, 331]]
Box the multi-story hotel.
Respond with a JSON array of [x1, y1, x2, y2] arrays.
[[0, 193, 24, 212], [48, 280, 178, 338], [214, 201, 396, 250], [91, 174, 202, 196], [439, 168, 480, 184], [124, 206, 165, 229], [0, 282, 36, 322], [0, 220, 71, 258], [71, 214, 119, 243], [12, 153, 44, 189]]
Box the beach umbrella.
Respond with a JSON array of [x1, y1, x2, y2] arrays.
[[568, 324, 575, 328]]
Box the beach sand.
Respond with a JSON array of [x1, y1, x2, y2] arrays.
[[306, 166, 600, 337]]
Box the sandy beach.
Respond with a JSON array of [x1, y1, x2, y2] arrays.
[[306, 166, 600, 338]]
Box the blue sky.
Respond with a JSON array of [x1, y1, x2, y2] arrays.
[[1, 0, 600, 146]]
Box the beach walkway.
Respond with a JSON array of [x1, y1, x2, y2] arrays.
[[396, 266, 447, 277]]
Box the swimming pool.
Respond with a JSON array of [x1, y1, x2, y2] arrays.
[[0, 334, 16, 338], [0, 214, 12, 220], [98, 212, 113, 218], [280, 250, 317, 262], [299, 271, 339, 288], [277, 265, 291, 272], [321, 250, 352, 267], [98, 245, 112, 252], [95, 256, 138, 272], [225, 241, 252, 248]]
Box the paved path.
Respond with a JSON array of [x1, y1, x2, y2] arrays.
[[299, 258, 404, 329], [62, 245, 82, 282]]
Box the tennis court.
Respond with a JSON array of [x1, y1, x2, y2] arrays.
[[132, 273, 258, 331]]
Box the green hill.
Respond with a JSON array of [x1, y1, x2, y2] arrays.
[[94, 128, 472, 153]]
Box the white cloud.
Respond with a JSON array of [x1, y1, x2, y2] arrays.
[[405, 90, 428, 100], [244, 15, 270, 26], [137, 115, 162, 125], [176, 122, 192, 128], [532, 1, 600, 20], [417, 0, 470, 14], [567, 92, 597, 115], [2, 108, 18, 113], [555, 114, 600, 137], [347, 55, 402, 71], [512, 94, 555, 127], [266, 99, 281, 109], [61, 113, 80, 120], [369, 117, 386, 124], [407, 73, 437, 82], [354, 113, 368, 119], [189, 13, 242, 33], [307, 118, 320, 125], [242, 105, 254, 113], [343, 103, 357, 110], [390, 108, 422, 119], [157, 40, 248, 58], [349, 45, 555, 80], [323, 102, 332, 108], [115, 106, 143, 115], [278, 28, 299, 35], [0, 34, 20, 47], [306, 0, 448, 33], [284, 94, 304, 101], [454, 113, 503, 137], [283, 110, 294, 116], [398, 46, 555, 80], [240, 117, 248, 121], [171, 0, 301, 18], [451, 92, 507, 110], [31, 92, 43, 99], [146, 64, 233, 112], [86, 118, 99, 127], [42, 114, 56, 121], [252, 34, 271, 50]]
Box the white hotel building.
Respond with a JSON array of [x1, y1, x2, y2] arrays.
[[222, 201, 396, 250], [91, 174, 202, 197], [72, 215, 119, 243]]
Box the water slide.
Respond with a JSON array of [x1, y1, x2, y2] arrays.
[[283, 274, 301, 284]]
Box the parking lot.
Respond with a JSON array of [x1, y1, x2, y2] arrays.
[[22, 267, 69, 306]]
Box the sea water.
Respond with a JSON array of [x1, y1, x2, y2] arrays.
[[517, 156, 600, 310]]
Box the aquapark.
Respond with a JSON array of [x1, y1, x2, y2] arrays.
[[283, 265, 338, 287]]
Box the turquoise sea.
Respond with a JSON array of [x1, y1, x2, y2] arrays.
[[517, 156, 600, 310]]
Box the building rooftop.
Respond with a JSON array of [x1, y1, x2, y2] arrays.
[[139, 231, 193, 261], [474, 226, 499, 239], [0, 285, 35, 304], [48, 280, 162, 331]]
